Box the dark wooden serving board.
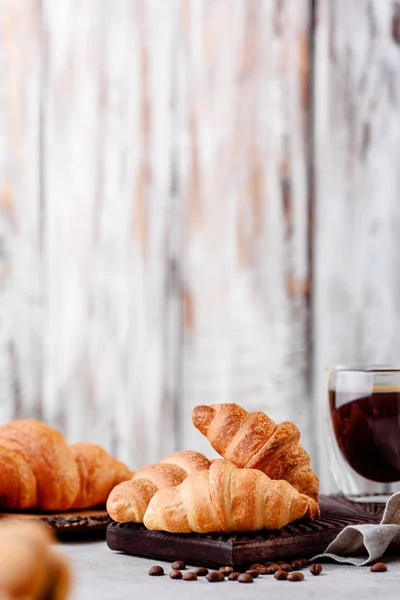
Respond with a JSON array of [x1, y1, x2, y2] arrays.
[[106, 495, 384, 567], [0, 508, 111, 537]]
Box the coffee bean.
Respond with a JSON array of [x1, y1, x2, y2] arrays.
[[288, 572, 304, 582], [148, 565, 164, 576], [300, 558, 309, 567], [228, 572, 241, 581], [291, 560, 304, 570], [310, 564, 323, 576], [274, 570, 288, 580], [277, 562, 292, 572], [219, 566, 233, 576], [192, 567, 209, 576], [264, 563, 280, 574], [246, 569, 259, 578], [250, 563, 269, 574], [255, 565, 269, 574], [171, 560, 186, 570], [370, 562, 387, 572], [182, 572, 197, 581], [206, 571, 225, 582], [169, 569, 182, 580], [250, 563, 265, 570], [238, 573, 253, 583]]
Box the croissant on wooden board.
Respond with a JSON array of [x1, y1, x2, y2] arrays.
[[0, 519, 71, 600], [144, 459, 319, 534], [106, 450, 211, 523], [0, 420, 133, 511], [192, 403, 320, 503]]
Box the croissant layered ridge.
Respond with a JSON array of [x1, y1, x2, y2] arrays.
[[144, 459, 318, 534], [192, 403, 319, 502], [106, 450, 211, 523], [70, 443, 133, 509]]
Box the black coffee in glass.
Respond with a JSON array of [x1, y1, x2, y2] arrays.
[[327, 366, 400, 501]]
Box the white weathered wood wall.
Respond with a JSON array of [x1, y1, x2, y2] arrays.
[[1, 0, 399, 491], [176, 0, 312, 459], [313, 0, 400, 491]]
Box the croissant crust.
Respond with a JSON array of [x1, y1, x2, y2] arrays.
[[0, 420, 132, 510], [144, 459, 319, 534], [192, 403, 319, 502], [107, 450, 211, 523]]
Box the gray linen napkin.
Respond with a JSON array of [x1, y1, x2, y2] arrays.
[[313, 492, 400, 565]]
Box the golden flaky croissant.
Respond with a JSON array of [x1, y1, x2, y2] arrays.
[[0, 519, 71, 600], [107, 450, 210, 523], [144, 459, 318, 534], [0, 420, 132, 511], [192, 403, 319, 502], [70, 443, 133, 509]]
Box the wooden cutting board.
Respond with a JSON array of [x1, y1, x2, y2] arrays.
[[107, 495, 384, 567], [0, 507, 111, 537]]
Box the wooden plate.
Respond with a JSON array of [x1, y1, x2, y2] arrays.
[[106, 495, 382, 567], [0, 508, 111, 537]]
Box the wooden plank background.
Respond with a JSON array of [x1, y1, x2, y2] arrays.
[[176, 0, 312, 458], [1, 0, 399, 491], [313, 0, 400, 491]]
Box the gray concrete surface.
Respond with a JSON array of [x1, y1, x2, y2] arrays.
[[60, 540, 400, 600]]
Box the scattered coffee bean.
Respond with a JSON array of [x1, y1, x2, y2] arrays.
[[228, 572, 241, 581], [192, 567, 209, 576], [182, 572, 197, 581], [148, 565, 164, 576], [219, 566, 233, 576], [291, 560, 304, 570], [238, 573, 253, 583], [288, 572, 304, 582], [310, 564, 323, 576], [169, 569, 182, 580], [370, 562, 387, 572], [250, 563, 269, 574], [264, 563, 280, 574], [277, 562, 292, 572], [274, 569, 288, 580], [246, 569, 260, 579], [301, 559, 310, 567], [255, 565, 269, 574], [206, 571, 225, 582], [171, 560, 186, 570]]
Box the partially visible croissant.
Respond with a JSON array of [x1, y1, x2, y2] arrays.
[[107, 450, 210, 523], [0, 519, 71, 600], [0, 420, 80, 510], [144, 459, 318, 534], [70, 443, 133, 509], [0, 420, 132, 510], [192, 403, 319, 502]]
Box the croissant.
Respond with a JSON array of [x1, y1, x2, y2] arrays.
[[0, 420, 80, 510], [70, 443, 133, 509], [144, 459, 318, 533], [107, 450, 210, 523], [0, 420, 132, 511], [192, 403, 319, 503], [0, 519, 71, 600]]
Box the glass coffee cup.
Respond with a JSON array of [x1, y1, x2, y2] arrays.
[[326, 365, 400, 502]]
